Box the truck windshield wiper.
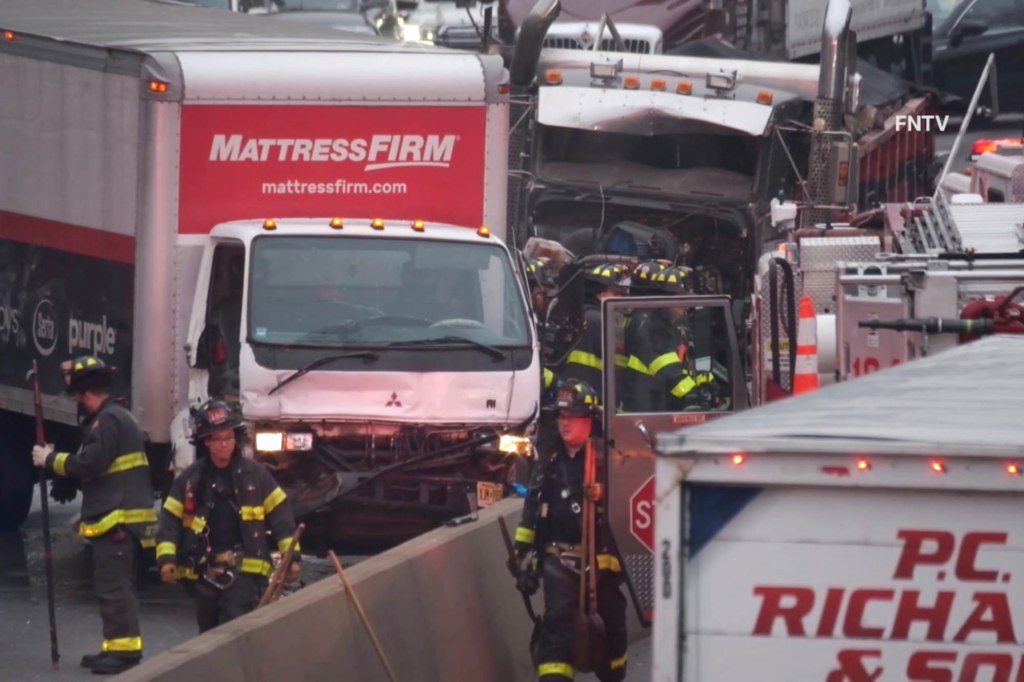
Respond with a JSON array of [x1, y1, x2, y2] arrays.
[[269, 351, 380, 395], [388, 336, 508, 360]]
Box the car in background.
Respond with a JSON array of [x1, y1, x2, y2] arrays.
[[931, 0, 1024, 115], [268, 0, 383, 35]]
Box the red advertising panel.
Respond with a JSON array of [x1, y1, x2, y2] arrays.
[[179, 105, 486, 234]]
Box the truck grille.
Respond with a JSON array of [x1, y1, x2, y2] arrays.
[[542, 36, 652, 54]]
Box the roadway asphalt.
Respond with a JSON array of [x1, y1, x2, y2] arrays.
[[0, 492, 357, 681]]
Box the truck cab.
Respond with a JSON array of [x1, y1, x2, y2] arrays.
[[183, 218, 538, 549]]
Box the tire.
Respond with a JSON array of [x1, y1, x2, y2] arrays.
[[0, 458, 35, 531], [0, 412, 38, 531]]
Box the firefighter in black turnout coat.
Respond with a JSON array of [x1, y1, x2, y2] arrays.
[[155, 400, 300, 633], [32, 355, 156, 675], [513, 380, 629, 681]]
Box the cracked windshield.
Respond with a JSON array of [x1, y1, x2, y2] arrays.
[[248, 235, 531, 348]]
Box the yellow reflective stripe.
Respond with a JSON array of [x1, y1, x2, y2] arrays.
[[241, 558, 274, 576], [610, 654, 628, 670], [566, 350, 602, 371], [543, 367, 554, 388], [80, 508, 158, 538], [155, 542, 177, 559], [597, 554, 622, 573], [614, 353, 628, 368], [696, 372, 714, 386], [140, 537, 156, 549], [626, 355, 650, 375], [277, 536, 301, 554], [53, 452, 70, 477], [649, 352, 682, 376], [514, 526, 535, 544], [103, 451, 148, 476], [102, 636, 142, 653], [670, 375, 697, 398], [538, 662, 574, 678], [240, 506, 265, 521], [264, 486, 287, 514], [186, 516, 207, 533], [163, 496, 183, 519], [177, 566, 199, 580]]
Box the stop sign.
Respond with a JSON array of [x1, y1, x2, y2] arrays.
[[629, 475, 655, 553]]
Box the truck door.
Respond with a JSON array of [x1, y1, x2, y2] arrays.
[[601, 295, 747, 623]]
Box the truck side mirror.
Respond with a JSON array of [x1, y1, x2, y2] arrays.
[[950, 20, 987, 48]]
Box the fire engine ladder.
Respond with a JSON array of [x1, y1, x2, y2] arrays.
[[897, 193, 1024, 256]]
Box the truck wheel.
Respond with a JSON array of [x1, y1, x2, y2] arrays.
[[0, 459, 35, 530], [0, 412, 38, 530]]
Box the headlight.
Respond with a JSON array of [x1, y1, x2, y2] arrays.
[[255, 432, 284, 453], [498, 434, 532, 456], [285, 432, 314, 451], [401, 23, 431, 42]]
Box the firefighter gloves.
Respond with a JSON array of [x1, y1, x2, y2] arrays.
[[31, 443, 54, 467]]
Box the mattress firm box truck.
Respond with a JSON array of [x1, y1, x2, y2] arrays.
[[651, 335, 1024, 681], [0, 0, 538, 550]]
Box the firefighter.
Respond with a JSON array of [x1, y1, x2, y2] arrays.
[[620, 259, 671, 412], [31, 355, 156, 675], [155, 400, 301, 633], [628, 266, 718, 411], [526, 256, 556, 324], [513, 380, 629, 682], [557, 262, 630, 396]]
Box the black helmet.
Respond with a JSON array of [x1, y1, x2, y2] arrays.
[[646, 265, 692, 295], [526, 257, 554, 289], [190, 400, 245, 444], [583, 262, 630, 294], [630, 259, 671, 293], [555, 379, 601, 416], [61, 355, 115, 394]]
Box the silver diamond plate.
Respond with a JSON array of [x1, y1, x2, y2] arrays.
[[799, 237, 882, 314], [625, 554, 655, 613]]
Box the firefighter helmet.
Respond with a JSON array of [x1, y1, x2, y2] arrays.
[[190, 399, 245, 444], [646, 265, 692, 294], [61, 355, 115, 394], [526, 257, 554, 289], [583, 262, 631, 293], [555, 379, 601, 416], [630, 259, 672, 292]]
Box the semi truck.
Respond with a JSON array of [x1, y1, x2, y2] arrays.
[[651, 334, 1024, 681], [501, 0, 930, 83], [0, 0, 539, 551]]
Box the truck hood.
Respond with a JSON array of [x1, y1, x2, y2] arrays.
[[238, 350, 538, 424]]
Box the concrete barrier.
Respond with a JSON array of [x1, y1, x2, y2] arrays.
[[120, 499, 537, 682], [119, 498, 649, 682]]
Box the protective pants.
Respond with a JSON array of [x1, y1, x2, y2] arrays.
[[189, 572, 266, 633], [92, 529, 142, 659], [537, 554, 628, 681]]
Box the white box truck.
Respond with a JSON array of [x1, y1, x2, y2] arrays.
[[651, 334, 1024, 681], [0, 0, 539, 550]]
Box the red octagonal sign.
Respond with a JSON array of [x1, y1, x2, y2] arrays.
[[629, 475, 655, 553]]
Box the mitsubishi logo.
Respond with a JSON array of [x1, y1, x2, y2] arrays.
[[385, 392, 402, 407]]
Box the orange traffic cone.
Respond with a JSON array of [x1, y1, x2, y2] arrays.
[[793, 296, 820, 395]]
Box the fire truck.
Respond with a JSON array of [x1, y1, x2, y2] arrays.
[[509, 0, 939, 620]]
